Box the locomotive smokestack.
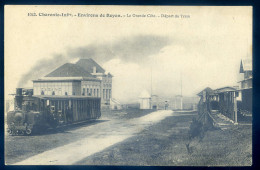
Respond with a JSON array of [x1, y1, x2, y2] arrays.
[[15, 88, 23, 110], [16, 88, 23, 96]]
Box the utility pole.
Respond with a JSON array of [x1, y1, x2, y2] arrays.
[[151, 66, 152, 97], [150, 58, 153, 109], [180, 71, 183, 110], [234, 91, 238, 124], [181, 71, 182, 97]]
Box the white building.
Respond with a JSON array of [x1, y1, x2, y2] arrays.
[[139, 90, 151, 109], [174, 95, 183, 110], [33, 58, 113, 105]]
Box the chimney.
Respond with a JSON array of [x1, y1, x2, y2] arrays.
[[93, 66, 96, 73]]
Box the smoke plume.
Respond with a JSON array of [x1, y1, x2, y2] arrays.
[[17, 35, 171, 87]]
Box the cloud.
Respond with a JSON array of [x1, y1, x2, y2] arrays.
[[68, 34, 171, 64], [102, 59, 151, 103], [102, 42, 243, 102], [17, 54, 69, 87], [17, 34, 171, 88], [17, 33, 244, 103]]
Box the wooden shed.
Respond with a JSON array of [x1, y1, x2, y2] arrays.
[[214, 87, 238, 123]]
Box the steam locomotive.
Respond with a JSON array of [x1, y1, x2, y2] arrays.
[[7, 88, 101, 135]]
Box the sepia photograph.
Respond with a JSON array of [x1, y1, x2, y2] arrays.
[[4, 5, 252, 166]]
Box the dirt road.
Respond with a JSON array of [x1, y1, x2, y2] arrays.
[[6, 110, 175, 165], [5, 109, 252, 166], [77, 113, 252, 166]]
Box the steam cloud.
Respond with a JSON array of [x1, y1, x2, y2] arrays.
[[17, 54, 69, 88], [17, 35, 171, 87]]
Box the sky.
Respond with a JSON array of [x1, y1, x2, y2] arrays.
[[5, 6, 252, 103]]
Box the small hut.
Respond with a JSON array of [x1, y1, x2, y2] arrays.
[[174, 95, 183, 110], [139, 90, 151, 110], [214, 86, 238, 123], [197, 87, 215, 100]]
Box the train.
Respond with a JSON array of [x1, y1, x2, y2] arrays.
[[6, 88, 101, 135]]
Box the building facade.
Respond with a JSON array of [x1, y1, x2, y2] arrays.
[[33, 79, 82, 96], [33, 59, 112, 105], [238, 58, 252, 112]]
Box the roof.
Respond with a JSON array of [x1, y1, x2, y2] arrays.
[[76, 58, 105, 74], [197, 87, 214, 96], [110, 98, 121, 104], [240, 58, 252, 73], [33, 95, 100, 100], [45, 63, 93, 77], [238, 77, 253, 83], [214, 86, 237, 93], [33, 77, 100, 82], [107, 72, 113, 77]]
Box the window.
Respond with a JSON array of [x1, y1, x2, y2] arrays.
[[94, 89, 96, 96], [87, 88, 89, 96], [41, 91, 44, 95], [90, 89, 92, 96], [109, 89, 111, 99], [51, 106, 55, 111], [65, 92, 68, 95], [97, 89, 99, 97], [103, 89, 105, 99], [52, 91, 55, 95], [82, 88, 85, 95]]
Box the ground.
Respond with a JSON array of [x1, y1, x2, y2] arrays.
[[5, 109, 252, 166], [77, 112, 252, 166]]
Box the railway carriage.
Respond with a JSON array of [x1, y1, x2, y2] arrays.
[[7, 88, 101, 135]]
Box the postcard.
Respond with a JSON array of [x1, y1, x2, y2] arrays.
[[5, 5, 252, 166]]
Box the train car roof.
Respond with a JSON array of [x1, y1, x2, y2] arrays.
[[33, 95, 101, 100]]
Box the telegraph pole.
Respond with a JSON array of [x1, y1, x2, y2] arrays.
[[151, 66, 152, 97], [150, 57, 153, 109], [181, 72, 182, 97], [180, 71, 183, 110]]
